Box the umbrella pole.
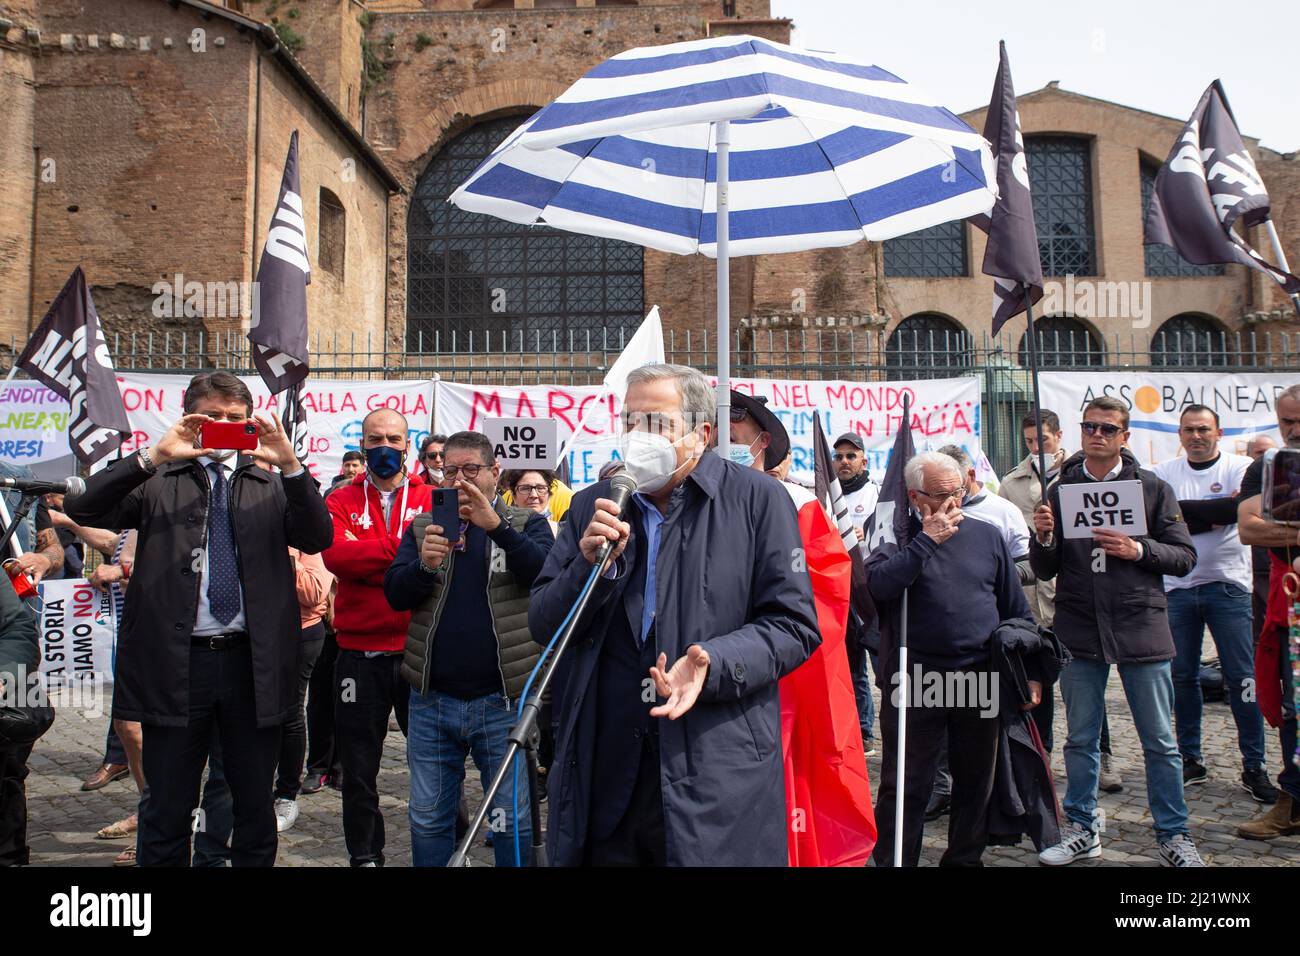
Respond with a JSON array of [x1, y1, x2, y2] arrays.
[[715, 119, 731, 458], [893, 588, 908, 867]]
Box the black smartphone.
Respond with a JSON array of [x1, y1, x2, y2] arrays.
[[429, 487, 461, 545]]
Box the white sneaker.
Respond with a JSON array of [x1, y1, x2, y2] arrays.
[[1038, 821, 1101, 866], [274, 797, 299, 833], [1158, 834, 1205, 867]]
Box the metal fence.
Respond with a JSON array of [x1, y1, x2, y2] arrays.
[[6, 326, 1299, 477]]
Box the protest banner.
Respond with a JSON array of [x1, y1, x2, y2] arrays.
[[1039, 371, 1285, 466], [111, 372, 436, 481], [1059, 479, 1148, 539], [435, 376, 986, 489], [38, 578, 116, 688], [0, 383, 73, 465]]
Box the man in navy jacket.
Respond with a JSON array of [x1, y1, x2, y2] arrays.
[[530, 364, 820, 866], [868, 451, 1032, 867]]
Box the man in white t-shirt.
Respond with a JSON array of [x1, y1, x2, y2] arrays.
[[1153, 405, 1274, 804], [939, 445, 1030, 561], [833, 432, 881, 751], [833, 433, 880, 541]]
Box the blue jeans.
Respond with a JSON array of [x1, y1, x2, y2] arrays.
[[1168, 582, 1266, 770], [407, 688, 530, 867], [849, 642, 876, 743], [1059, 658, 1188, 842]]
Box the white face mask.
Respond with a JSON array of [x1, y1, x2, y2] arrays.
[[206, 448, 237, 463], [620, 429, 698, 494]]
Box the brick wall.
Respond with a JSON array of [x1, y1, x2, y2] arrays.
[[0, 27, 37, 346]]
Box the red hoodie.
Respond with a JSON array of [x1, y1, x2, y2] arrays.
[[323, 470, 432, 652]]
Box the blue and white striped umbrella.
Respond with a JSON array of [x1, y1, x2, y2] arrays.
[[450, 34, 997, 258]]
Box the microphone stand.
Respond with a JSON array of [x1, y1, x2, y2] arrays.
[[447, 547, 612, 868], [0, 492, 39, 563]]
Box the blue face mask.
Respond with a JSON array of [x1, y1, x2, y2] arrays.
[[365, 445, 405, 480], [728, 437, 760, 469]]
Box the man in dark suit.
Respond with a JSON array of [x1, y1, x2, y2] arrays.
[[67, 371, 332, 866]]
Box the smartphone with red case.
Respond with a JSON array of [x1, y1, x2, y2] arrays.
[[200, 419, 260, 451]]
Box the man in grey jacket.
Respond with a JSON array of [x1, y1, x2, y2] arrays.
[[1030, 396, 1202, 867]]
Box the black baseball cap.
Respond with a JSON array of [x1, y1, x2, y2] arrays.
[[730, 390, 789, 471], [834, 432, 865, 451]]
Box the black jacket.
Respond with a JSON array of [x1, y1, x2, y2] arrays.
[[529, 452, 820, 867], [1029, 449, 1195, 664], [66, 453, 333, 727], [988, 617, 1068, 851]]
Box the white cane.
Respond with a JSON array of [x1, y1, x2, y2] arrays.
[[893, 587, 909, 868]]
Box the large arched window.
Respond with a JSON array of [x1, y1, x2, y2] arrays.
[[407, 116, 644, 352], [885, 313, 974, 380], [1150, 314, 1235, 367], [1140, 160, 1224, 277], [882, 220, 967, 277], [1018, 315, 1104, 368], [1025, 136, 1096, 276]]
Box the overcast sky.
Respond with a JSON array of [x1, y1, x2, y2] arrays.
[[770, 0, 1298, 153]]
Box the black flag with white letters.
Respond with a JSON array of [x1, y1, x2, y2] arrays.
[[969, 41, 1044, 335], [813, 414, 873, 626], [249, 131, 312, 462], [1145, 80, 1300, 294], [17, 267, 130, 467]]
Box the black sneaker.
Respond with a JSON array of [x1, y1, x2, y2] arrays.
[[1182, 758, 1208, 786], [300, 773, 326, 795], [1242, 767, 1280, 804]]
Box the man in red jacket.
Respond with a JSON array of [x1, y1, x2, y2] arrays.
[[322, 408, 431, 866]]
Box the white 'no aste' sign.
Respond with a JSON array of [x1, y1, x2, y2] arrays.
[[482, 418, 558, 470], [1059, 480, 1148, 539]]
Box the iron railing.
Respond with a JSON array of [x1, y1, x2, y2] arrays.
[[4, 326, 1298, 477]]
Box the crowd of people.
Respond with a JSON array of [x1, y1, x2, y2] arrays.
[[1, 365, 1298, 868]]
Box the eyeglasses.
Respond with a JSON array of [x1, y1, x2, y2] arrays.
[[424, 451, 443, 461], [833, 452, 859, 461], [443, 464, 485, 479], [1081, 421, 1123, 438], [915, 488, 965, 503], [729, 407, 748, 423], [515, 484, 549, 497]]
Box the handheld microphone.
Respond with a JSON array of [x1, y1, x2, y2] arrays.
[[0, 476, 86, 497], [595, 472, 638, 567]]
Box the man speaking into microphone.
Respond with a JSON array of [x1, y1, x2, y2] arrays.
[[530, 364, 820, 866]]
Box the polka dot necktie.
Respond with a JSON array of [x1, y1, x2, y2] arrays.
[[207, 463, 241, 626]]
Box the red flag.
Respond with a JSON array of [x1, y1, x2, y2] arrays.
[[779, 486, 877, 866]]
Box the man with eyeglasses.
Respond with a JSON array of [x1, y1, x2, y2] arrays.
[[1031, 395, 1204, 868], [1153, 405, 1273, 803], [384, 431, 554, 866], [867, 451, 1031, 866], [832, 432, 881, 754], [419, 434, 447, 484]]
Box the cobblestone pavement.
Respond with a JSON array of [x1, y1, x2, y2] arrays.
[[22, 634, 1300, 868]]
